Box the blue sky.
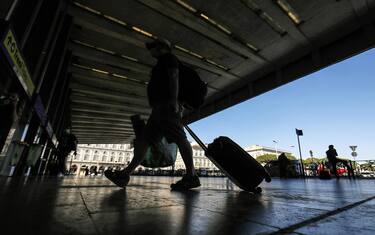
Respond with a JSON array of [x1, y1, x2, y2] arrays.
[[190, 48, 375, 161]]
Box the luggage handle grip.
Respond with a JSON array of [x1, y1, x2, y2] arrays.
[[184, 125, 208, 152]]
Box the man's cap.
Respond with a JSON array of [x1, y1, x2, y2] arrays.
[[145, 38, 172, 50]]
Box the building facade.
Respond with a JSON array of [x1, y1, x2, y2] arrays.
[[67, 142, 219, 175], [66, 144, 133, 174], [67, 143, 294, 175], [245, 145, 292, 158], [174, 143, 218, 171]]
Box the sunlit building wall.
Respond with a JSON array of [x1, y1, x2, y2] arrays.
[[245, 145, 292, 158], [67, 142, 220, 173], [66, 144, 133, 173]]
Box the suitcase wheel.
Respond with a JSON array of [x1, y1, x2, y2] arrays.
[[254, 187, 262, 194], [265, 175, 272, 183], [249, 187, 262, 194]]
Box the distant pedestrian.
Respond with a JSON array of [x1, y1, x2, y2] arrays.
[[85, 167, 89, 176], [56, 129, 78, 175], [326, 145, 354, 178], [0, 93, 19, 151], [318, 161, 332, 179], [310, 162, 318, 176]]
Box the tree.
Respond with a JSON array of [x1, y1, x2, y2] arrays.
[[285, 153, 296, 160], [302, 157, 326, 165], [256, 154, 277, 163]]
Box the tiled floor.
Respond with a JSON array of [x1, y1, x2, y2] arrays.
[[0, 176, 374, 235]]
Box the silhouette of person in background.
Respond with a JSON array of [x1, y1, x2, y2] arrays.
[[326, 145, 353, 178], [278, 153, 290, 178], [310, 162, 318, 176], [0, 93, 19, 151], [105, 38, 200, 190], [56, 129, 77, 175]]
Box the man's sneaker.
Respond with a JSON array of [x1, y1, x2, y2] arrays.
[[104, 170, 130, 188], [171, 174, 201, 190]]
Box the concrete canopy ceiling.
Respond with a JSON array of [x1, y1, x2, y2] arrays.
[[67, 0, 375, 144]]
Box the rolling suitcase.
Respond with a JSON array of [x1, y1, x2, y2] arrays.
[[185, 125, 271, 193]]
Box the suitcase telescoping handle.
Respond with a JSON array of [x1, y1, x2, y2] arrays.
[[184, 125, 208, 152]]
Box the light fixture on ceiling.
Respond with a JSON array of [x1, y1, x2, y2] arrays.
[[241, 0, 286, 35], [131, 26, 153, 38], [175, 0, 197, 13], [275, 0, 302, 25]]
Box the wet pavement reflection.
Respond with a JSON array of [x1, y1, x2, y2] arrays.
[[0, 176, 374, 234]]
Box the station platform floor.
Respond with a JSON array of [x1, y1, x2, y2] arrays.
[[0, 176, 374, 235]]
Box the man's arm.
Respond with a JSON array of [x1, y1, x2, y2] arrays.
[[167, 67, 179, 112]]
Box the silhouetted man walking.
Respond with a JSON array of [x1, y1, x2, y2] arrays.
[[105, 38, 200, 190], [0, 93, 19, 151], [326, 145, 353, 178], [56, 129, 77, 175]]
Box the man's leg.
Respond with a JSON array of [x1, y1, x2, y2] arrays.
[[176, 138, 195, 176], [104, 138, 149, 187], [331, 160, 339, 178], [123, 139, 149, 175], [59, 153, 66, 175], [170, 137, 200, 190], [156, 105, 200, 190], [57, 150, 68, 175]]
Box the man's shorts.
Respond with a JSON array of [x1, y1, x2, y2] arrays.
[[143, 104, 187, 145]]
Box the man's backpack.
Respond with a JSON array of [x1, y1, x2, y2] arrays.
[[178, 63, 207, 109]]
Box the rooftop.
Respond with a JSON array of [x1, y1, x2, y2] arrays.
[[245, 144, 291, 154]]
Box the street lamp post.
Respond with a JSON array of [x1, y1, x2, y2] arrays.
[[273, 140, 278, 157], [295, 129, 305, 178], [309, 150, 314, 163], [290, 145, 295, 156]]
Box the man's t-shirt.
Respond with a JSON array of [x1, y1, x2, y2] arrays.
[[326, 149, 338, 161], [147, 53, 179, 107]]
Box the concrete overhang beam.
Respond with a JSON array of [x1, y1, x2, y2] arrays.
[[70, 85, 148, 106], [72, 56, 150, 82], [71, 97, 150, 113], [71, 106, 150, 117], [71, 92, 149, 109], [69, 42, 151, 75], [68, 4, 239, 80]]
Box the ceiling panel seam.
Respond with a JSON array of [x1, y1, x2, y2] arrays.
[[70, 1, 234, 72], [69, 5, 240, 80], [139, 0, 260, 58]]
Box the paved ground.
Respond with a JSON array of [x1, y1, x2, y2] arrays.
[[0, 176, 374, 235]]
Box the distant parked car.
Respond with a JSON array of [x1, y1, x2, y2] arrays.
[[336, 167, 348, 176], [360, 171, 375, 178], [317, 162, 348, 176], [264, 160, 302, 177]]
